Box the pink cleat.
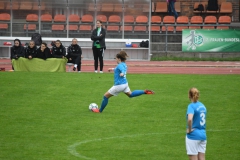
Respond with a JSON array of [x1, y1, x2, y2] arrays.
[[144, 90, 155, 94], [91, 108, 100, 113]]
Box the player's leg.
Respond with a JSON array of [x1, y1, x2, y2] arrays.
[[186, 136, 199, 160], [197, 140, 207, 160], [125, 89, 155, 98]]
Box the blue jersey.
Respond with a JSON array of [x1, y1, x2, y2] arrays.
[[186, 101, 207, 140], [113, 62, 128, 85]]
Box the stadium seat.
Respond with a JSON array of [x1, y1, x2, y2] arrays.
[[175, 2, 181, 13], [66, 25, 78, 31], [88, 3, 100, 11], [217, 16, 231, 29], [0, 2, 5, 9], [155, 2, 168, 13], [108, 15, 121, 23], [20, 1, 32, 10], [54, 14, 66, 22], [189, 16, 203, 29], [219, 2, 232, 14], [79, 25, 92, 31], [107, 26, 119, 32], [41, 14, 52, 22], [162, 16, 175, 32], [124, 15, 134, 23], [120, 26, 133, 32], [151, 16, 161, 24], [134, 26, 147, 32], [150, 26, 160, 32], [69, 14, 80, 23], [101, 3, 113, 12], [142, 4, 153, 12], [32, 2, 39, 10], [26, 14, 38, 22], [81, 15, 93, 23], [203, 16, 217, 29], [0, 13, 11, 21], [96, 15, 107, 23], [40, 2, 46, 10], [0, 24, 8, 29], [6, 2, 19, 10], [24, 24, 36, 31], [113, 4, 123, 12], [136, 15, 148, 24], [176, 16, 189, 32], [52, 25, 64, 31]]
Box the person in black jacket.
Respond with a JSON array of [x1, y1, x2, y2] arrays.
[[91, 20, 106, 73], [67, 38, 82, 72], [36, 42, 52, 60], [11, 39, 25, 70], [51, 40, 66, 59], [25, 40, 38, 59]]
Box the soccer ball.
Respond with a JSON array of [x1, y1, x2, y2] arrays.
[[89, 103, 98, 111]]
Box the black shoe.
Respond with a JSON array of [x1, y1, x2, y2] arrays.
[[73, 67, 76, 71]]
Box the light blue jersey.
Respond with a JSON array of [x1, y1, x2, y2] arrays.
[[186, 101, 207, 140], [114, 62, 128, 85]]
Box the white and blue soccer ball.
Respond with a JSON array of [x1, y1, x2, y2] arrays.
[[89, 103, 98, 111]]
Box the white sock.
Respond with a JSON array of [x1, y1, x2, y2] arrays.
[[74, 64, 77, 68]]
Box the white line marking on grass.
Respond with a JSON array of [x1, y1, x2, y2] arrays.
[[68, 130, 238, 159]]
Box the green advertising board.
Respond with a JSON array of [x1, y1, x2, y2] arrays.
[[182, 29, 240, 52]]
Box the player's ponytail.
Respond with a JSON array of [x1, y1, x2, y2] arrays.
[[116, 51, 128, 61], [188, 87, 199, 102]]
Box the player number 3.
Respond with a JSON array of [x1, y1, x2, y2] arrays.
[[200, 112, 206, 126]]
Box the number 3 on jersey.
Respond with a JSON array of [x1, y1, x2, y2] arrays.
[[200, 112, 206, 126]]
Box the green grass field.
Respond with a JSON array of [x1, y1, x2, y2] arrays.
[[0, 72, 239, 160]]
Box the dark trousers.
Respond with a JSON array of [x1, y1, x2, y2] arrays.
[[68, 55, 81, 71], [93, 47, 104, 71], [168, 1, 178, 19]]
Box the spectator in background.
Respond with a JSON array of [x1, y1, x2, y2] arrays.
[[51, 40, 66, 59], [167, 0, 178, 19], [25, 40, 38, 59], [36, 42, 52, 60], [91, 20, 106, 73], [11, 39, 25, 70], [67, 38, 82, 72]]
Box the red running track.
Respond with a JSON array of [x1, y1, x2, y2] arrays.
[[1, 59, 240, 74]]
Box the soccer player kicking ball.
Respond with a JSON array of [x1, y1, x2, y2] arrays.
[[91, 51, 154, 113]]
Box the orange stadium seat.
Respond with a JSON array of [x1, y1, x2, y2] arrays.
[[151, 16, 161, 23], [69, 14, 80, 23], [114, 4, 123, 12], [162, 16, 175, 32], [175, 2, 181, 13], [52, 25, 64, 31], [189, 16, 203, 29], [41, 14, 52, 22], [54, 14, 66, 22], [79, 25, 92, 31], [203, 16, 217, 29], [32, 2, 39, 10], [155, 2, 167, 12], [0, 24, 8, 29], [136, 15, 148, 23], [220, 2, 232, 14], [150, 26, 160, 32], [217, 16, 231, 29], [81, 15, 93, 23], [66, 25, 78, 31], [176, 16, 189, 31], [0, 13, 11, 21], [108, 15, 121, 23], [120, 26, 133, 32], [107, 26, 119, 32], [124, 15, 134, 23], [0, 2, 5, 9], [101, 3, 113, 12], [134, 26, 147, 32], [6, 2, 19, 10], [24, 24, 36, 31], [20, 1, 32, 10], [96, 15, 107, 23], [26, 14, 38, 22], [88, 3, 100, 11]]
